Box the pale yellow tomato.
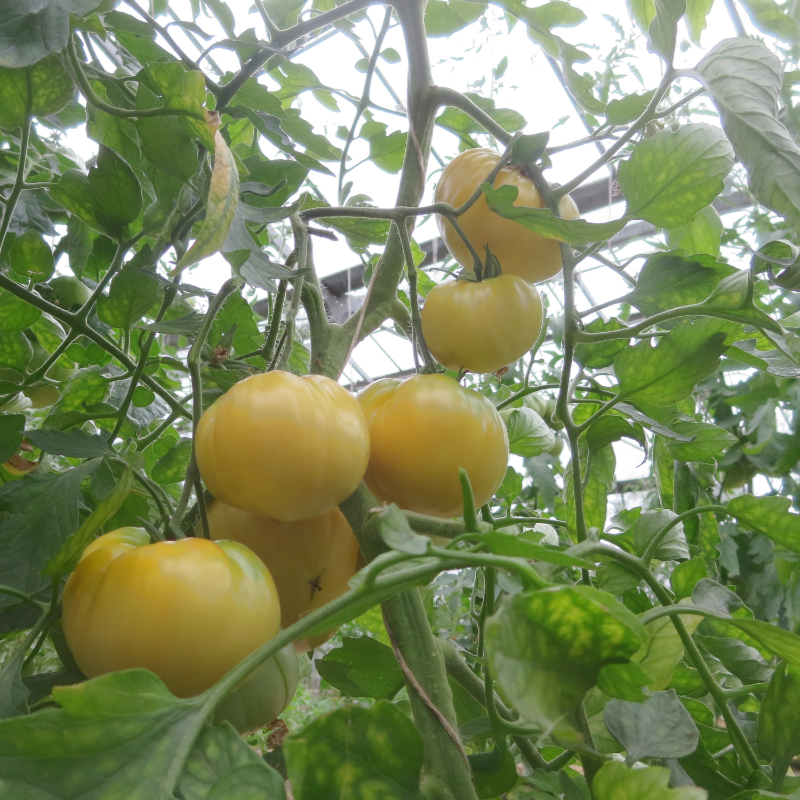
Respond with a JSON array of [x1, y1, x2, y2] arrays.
[[62, 528, 281, 698], [357, 374, 509, 518], [435, 148, 579, 283], [421, 274, 543, 373], [206, 501, 360, 652], [195, 370, 370, 523]]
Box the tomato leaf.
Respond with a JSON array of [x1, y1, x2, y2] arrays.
[[151, 438, 192, 484], [480, 531, 595, 568], [174, 128, 240, 274], [618, 124, 734, 228], [503, 407, 554, 457], [486, 585, 646, 743], [665, 206, 723, 258], [0, 290, 40, 334], [593, 761, 706, 800], [758, 662, 800, 782], [316, 636, 405, 700], [0, 414, 24, 463], [693, 37, 800, 231], [664, 420, 736, 461], [575, 318, 630, 369], [482, 183, 627, 246], [0, 460, 98, 613], [0, 669, 285, 799], [25, 428, 110, 458], [285, 701, 425, 800], [727, 492, 800, 554], [614, 318, 733, 410], [586, 416, 647, 457], [97, 269, 161, 330]]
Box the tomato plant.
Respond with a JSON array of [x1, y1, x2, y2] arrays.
[[3, 1, 800, 799]]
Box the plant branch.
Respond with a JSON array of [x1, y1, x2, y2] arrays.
[[0, 71, 32, 252]]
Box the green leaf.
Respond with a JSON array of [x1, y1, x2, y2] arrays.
[[285, 702, 425, 800], [435, 93, 525, 145], [0, 331, 32, 371], [727, 493, 800, 554], [134, 84, 199, 181], [88, 146, 143, 240], [699, 270, 782, 333], [623, 251, 736, 317], [0, 1, 100, 68], [696, 634, 771, 684], [664, 420, 736, 461], [596, 661, 651, 702], [509, 131, 549, 165], [496, 466, 523, 503], [480, 531, 595, 568], [316, 636, 405, 700], [151, 438, 192, 484], [376, 504, 430, 555], [739, 0, 800, 41], [25, 428, 110, 458], [502, 407, 554, 457], [0, 291, 40, 334], [485, 585, 645, 742], [758, 662, 800, 781], [43, 468, 134, 578], [0, 618, 40, 718], [685, 0, 714, 43], [605, 90, 655, 125], [175, 129, 240, 273], [670, 557, 707, 601], [586, 416, 646, 457], [694, 38, 800, 232], [618, 124, 734, 228], [635, 609, 701, 691], [0, 460, 97, 613], [47, 365, 109, 418], [575, 318, 630, 369], [97, 269, 160, 329], [9, 230, 54, 280], [425, 0, 486, 36], [647, 0, 686, 64], [614, 317, 732, 410], [0, 414, 24, 462], [146, 62, 212, 151], [209, 291, 261, 357], [593, 761, 706, 800], [367, 127, 407, 174], [50, 169, 105, 235], [631, 509, 689, 561], [605, 689, 699, 763], [665, 206, 723, 258], [0, 669, 284, 799], [626, 0, 656, 32], [482, 183, 626, 246], [0, 55, 75, 128], [565, 442, 615, 536]]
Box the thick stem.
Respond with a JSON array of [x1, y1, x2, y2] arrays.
[[382, 589, 479, 800], [0, 71, 32, 252], [261, 280, 287, 365]]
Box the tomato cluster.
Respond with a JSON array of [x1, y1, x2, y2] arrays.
[[422, 147, 579, 376], [60, 147, 567, 737]]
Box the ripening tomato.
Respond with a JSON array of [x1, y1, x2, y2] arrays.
[[213, 640, 299, 734], [434, 148, 579, 283], [421, 274, 543, 373], [62, 528, 281, 698], [357, 374, 509, 518], [206, 501, 360, 652], [195, 370, 370, 523]]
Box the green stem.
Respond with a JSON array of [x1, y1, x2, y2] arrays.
[[261, 280, 287, 365], [495, 383, 561, 411], [0, 70, 32, 252], [0, 585, 47, 612]]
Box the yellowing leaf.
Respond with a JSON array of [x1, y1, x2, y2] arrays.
[[173, 129, 239, 275]]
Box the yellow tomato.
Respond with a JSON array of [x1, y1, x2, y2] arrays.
[[0, 452, 37, 484], [62, 528, 281, 698], [421, 274, 543, 373], [213, 640, 299, 734], [434, 148, 579, 283], [195, 370, 370, 523], [206, 501, 360, 652], [357, 374, 509, 518]]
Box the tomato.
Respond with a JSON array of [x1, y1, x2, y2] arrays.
[[0, 452, 37, 484], [421, 274, 543, 374], [213, 640, 299, 734], [547, 435, 565, 458], [434, 148, 579, 283], [62, 528, 281, 698], [357, 374, 509, 518], [195, 370, 370, 523], [48, 275, 92, 310], [206, 501, 360, 652]]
